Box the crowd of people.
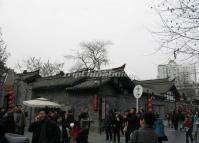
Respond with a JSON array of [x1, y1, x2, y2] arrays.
[[165, 110, 199, 143], [104, 108, 162, 143], [0, 105, 92, 143], [0, 105, 26, 135], [104, 108, 199, 143], [28, 106, 93, 143], [0, 104, 199, 143]]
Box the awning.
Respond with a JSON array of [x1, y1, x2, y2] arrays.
[[23, 98, 61, 108]]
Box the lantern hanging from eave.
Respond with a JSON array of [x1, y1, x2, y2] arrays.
[[148, 95, 152, 112], [7, 90, 14, 107], [176, 102, 179, 114], [93, 95, 98, 112]]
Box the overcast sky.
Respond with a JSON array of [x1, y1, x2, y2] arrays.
[[0, 0, 173, 79]]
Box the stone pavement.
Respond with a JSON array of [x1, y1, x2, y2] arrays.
[[24, 128, 199, 143]]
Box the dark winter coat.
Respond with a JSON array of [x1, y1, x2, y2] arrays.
[[105, 114, 114, 129], [2, 111, 15, 134], [28, 119, 60, 143], [113, 116, 123, 131], [127, 113, 139, 133], [57, 124, 69, 143], [129, 126, 158, 143], [64, 114, 75, 129], [0, 118, 9, 143]]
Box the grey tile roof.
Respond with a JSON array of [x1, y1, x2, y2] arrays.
[[66, 78, 111, 91], [17, 70, 41, 82], [133, 78, 180, 98], [31, 76, 84, 89], [65, 64, 127, 78]]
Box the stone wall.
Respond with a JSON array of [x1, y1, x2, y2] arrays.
[[106, 94, 148, 112], [67, 92, 99, 131], [14, 81, 29, 105], [32, 88, 69, 106]]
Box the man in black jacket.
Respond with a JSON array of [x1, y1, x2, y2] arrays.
[[0, 116, 9, 143], [2, 105, 16, 134], [105, 110, 114, 141], [126, 108, 139, 143], [28, 109, 60, 143]]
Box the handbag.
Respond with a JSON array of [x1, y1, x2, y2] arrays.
[[185, 127, 189, 132], [123, 125, 127, 132]]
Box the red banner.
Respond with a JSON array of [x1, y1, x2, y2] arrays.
[[93, 95, 98, 112], [7, 90, 14, 107], [148, 96, 152, 112], [176, 102, 179, 114]]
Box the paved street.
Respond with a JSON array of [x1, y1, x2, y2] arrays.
[[24, 127, 198, 143], [87, 129, 186, 143]]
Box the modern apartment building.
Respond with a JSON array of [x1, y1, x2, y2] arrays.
[[157, 60, 196, 85]]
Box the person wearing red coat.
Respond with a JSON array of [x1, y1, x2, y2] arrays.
[[183, 115, 193, 143]]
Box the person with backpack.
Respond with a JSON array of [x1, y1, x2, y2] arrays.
[[153, 114, 168, 143]]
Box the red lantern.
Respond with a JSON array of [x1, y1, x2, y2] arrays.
[[93, 95, 98, 112], [8, 95, 13, 100], [185, 104, 190, 114], [7, 91, 14, 106], [176, 102, 179, 114], [148, 96, 152, 112], [8, 100, 12, 105]]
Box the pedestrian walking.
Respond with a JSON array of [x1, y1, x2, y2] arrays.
[[193, 111, 199, 141], [113, 112, 123, 143], [123, 110, 129, 143], [183, 115, 193, 143], [28, 109, 60, 143], [153, 114, 168, 143], [64, 110, 75, 143], [56, 116, 69, 143], [126, 108, 139, 143], [13, 106, 22, 134], [64, 110, 75, 128], [172, 111, 179, 130], [79, 106, 91, 143], [105, 110, 114, 142], [165, 113, 171, 128], [14, 105, 26, 135], [2, 105, 16, 134], [71, 121, 83, 143], [178, 111, 185, 131], [18, 105, 26, 135], [129, 112, 158, 143]]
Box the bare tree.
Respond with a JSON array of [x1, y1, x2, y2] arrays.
[[16, 57, 64, 77], [41, 60, 64, 77], [0, 28, 10, 75], [151, 0, 199, 60], [65, 40, 112, 71]]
